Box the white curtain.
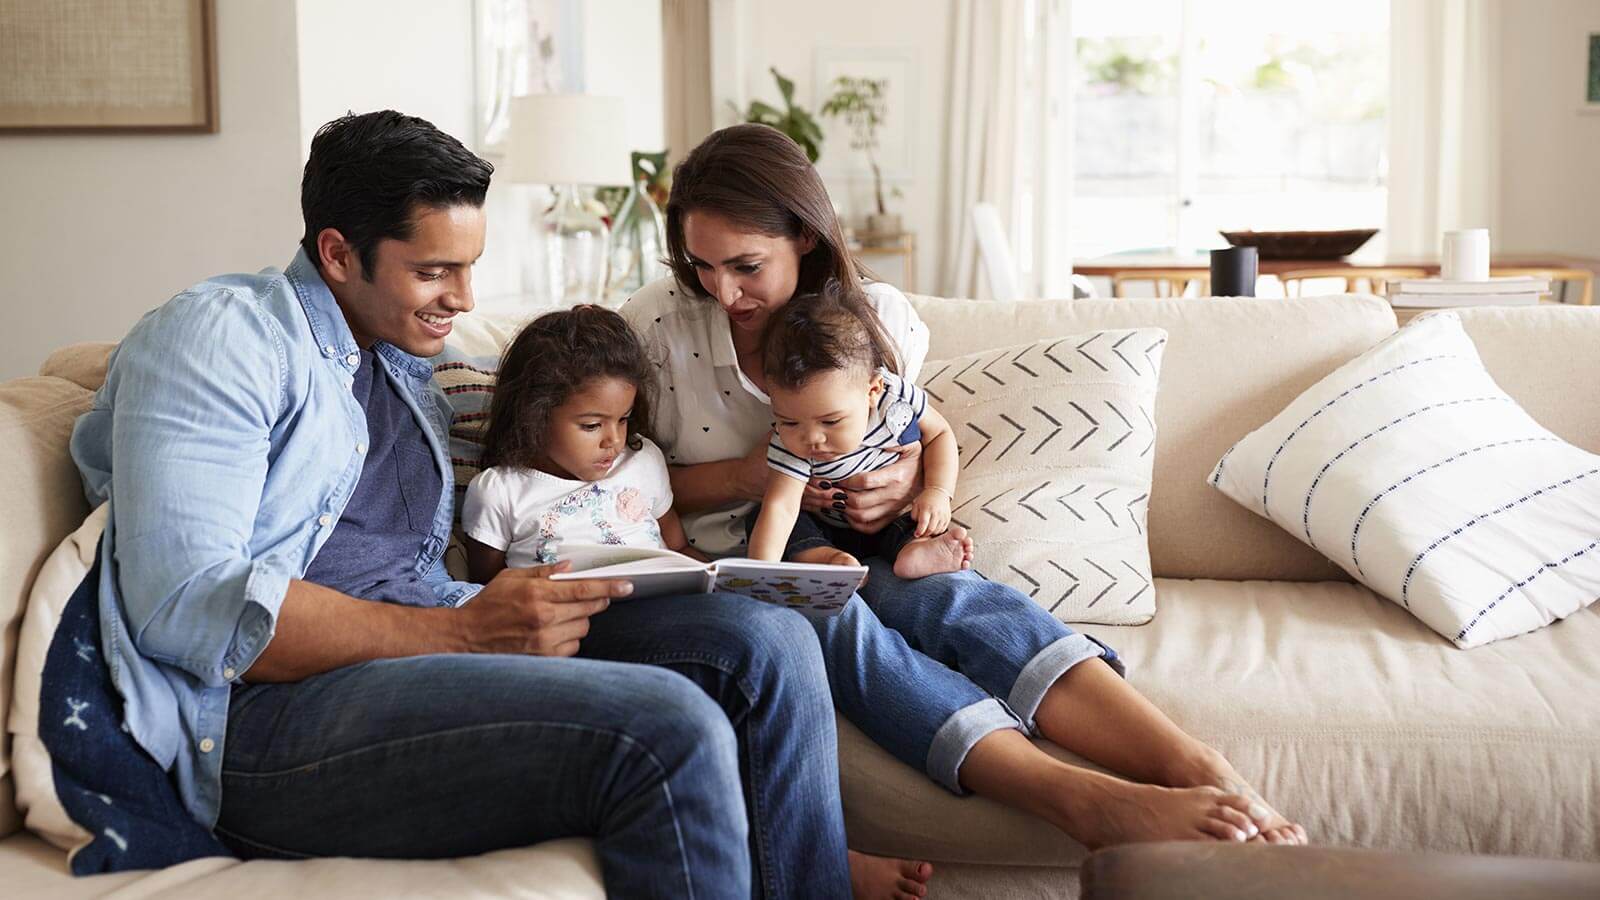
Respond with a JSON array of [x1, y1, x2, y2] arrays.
[[937, 1, 1027, 299], [662, 0, 714, 165], [1387, 0, 1501, 257]]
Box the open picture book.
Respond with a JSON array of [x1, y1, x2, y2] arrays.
[[549, 543, 865, 617]]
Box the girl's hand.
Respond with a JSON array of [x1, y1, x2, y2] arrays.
[[911, 487, 952, 537], [832, 443, 924, 533]]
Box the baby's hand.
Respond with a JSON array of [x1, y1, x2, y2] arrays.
[[911, 488, 952, 537]]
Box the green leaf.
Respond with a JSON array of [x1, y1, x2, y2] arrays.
[[747, 100, 782, 121], [771, 67, 796, 105]]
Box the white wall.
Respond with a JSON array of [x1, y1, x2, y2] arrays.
[[295, 0, 477, 157], [717, 1, 955, 294], [1497, 0, 1600, 258], [0, 1, 304, 381]]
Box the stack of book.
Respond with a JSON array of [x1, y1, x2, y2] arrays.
[[1387, 276, 1550, 308]]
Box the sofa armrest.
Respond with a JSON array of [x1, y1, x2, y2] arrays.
[[38, 343, 116, 392]]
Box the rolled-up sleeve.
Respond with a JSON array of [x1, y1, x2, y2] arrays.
[[104, 290, 292, 687]]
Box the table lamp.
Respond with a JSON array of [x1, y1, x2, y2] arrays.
[[506, 94, 630, 306]]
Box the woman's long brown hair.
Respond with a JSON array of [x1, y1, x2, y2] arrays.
[[664, 123, 868, 300]]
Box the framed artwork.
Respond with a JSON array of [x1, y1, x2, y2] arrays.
[[1586, 33, 1600, 113], [814, 47, 917, 181], [0, 0, 217, 133], [473, 0, 588, 151]]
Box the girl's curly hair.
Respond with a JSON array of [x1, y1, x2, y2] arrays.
[[762, 279, 901, 390], [481, 305, 654, 471]]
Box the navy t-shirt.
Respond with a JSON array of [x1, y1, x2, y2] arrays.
[[302, 349, 443, 606]]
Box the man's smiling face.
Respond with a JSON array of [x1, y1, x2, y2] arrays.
[[320, 202, 486, 358]]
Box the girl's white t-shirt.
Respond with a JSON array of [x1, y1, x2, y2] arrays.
[[620, 276, 928, 557], [461, 437, 674, 569]]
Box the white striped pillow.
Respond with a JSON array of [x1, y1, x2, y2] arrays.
[[1209, 312, 1600, 648]]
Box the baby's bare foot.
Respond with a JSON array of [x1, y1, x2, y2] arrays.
[[894, 526, 973, 579], [1061, 775, 1261, 850], [848, 850, 932, 900]]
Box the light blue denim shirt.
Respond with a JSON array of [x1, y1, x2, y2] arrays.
[[70, 249, 480, 829]]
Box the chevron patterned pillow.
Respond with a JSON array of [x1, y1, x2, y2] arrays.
[[1209, 312, 1600, 648], [920, 328, 1168, 625]]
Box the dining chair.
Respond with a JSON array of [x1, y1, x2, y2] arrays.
[[1279, 267, 1430, 297], [1488, 267, 1595, 305], [1111, 270, 1211, 298]]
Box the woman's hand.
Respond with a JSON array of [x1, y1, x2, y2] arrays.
[[828, 442, 924, 533]]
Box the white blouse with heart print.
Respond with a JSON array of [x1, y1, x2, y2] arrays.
[[620, 276, 929, 557]]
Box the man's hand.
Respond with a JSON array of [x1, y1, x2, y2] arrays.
[[826, 442, 924, 533], [459, 562, 633, 657]]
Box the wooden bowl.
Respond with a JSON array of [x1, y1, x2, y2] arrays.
[[1219, 228, 1379, 260]]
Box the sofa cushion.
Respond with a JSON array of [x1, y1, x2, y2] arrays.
[[921, 329, 1167, 624], [907, 294, 1396, 582], [1209, 312, 1600, 647], [0, 376, 95, 840], [0, 829, 603, 898], [38, 343, 116, 393], [840, 577, 1600, 865]]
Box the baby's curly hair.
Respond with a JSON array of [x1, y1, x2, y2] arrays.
[[481, 305, 654, 470], [762, 279, 901, 390]]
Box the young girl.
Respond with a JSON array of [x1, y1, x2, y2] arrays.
[[747, 281, 975, 579], [462, 305, 703, 583]]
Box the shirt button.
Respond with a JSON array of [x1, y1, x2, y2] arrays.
[[356, 443, 367, 454], [346, 352, 359, 366], [199, 738, 216, 753], [223, 667, 236, 680], [323, 344, 335, 355], [318, 514, 332, 527]]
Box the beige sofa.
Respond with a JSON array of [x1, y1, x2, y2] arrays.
[[3, 294, 1596, 898]]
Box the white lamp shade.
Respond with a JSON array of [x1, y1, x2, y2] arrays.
[[505, 94, 631, 186]]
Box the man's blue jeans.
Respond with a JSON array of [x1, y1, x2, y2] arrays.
[[217, 593, 849, 899], [814, 560, 1124, 794]]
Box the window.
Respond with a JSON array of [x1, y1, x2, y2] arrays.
[[1070, 0, 1390, 259]]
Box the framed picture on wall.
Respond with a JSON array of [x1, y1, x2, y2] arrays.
[[0, 0, 217, 133], [1586, 32, 1600, 114], [814, 47, 917, 182]]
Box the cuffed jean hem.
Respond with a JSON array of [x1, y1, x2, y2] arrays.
[[1007, 633, 1127, 735], [925, 697, 1024, 795]]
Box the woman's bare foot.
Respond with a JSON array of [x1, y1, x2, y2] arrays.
[[848, 850, 932, 900], [893, 526, 975, 579], [1168, 748, 1308, 845], [1052, 769, 1264, 850]]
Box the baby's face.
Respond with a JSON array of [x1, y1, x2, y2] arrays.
[[769, 369, 883, 461]]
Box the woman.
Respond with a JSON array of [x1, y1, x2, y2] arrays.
[[621, 125, 1308, 854]]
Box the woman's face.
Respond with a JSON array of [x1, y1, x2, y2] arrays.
[[682, 210, 816, 338]]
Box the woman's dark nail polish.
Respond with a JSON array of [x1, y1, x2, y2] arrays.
[[832, 501, 846, 510], [833, 492, 847, 501], [818, 480, 832, 489]]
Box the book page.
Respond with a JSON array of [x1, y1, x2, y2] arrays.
[[712, 559, 866, 617]]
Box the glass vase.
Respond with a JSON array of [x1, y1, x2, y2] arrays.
[[606, 175, 667, 301]]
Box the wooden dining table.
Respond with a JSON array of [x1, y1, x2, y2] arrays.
[[1072, 251, 1600, 278]]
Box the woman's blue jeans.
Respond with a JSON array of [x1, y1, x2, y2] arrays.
[[217, 592, 848, 900], [814, 559, 1124, 794]]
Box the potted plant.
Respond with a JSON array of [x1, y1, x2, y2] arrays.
[[821, 75, 900, 237], [730, 67, 824, 163]]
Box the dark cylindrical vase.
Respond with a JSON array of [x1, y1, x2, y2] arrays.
[[1210, 247, 1258, 297]]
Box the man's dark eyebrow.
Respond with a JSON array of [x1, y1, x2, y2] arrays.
[[413, 252, 485, 268]]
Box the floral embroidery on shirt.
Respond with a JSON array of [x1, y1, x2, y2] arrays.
[[536, 485, 624, 562], [615, 487, 650, 523]]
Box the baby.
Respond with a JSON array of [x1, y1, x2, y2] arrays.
[[746, 281, 974, 578]]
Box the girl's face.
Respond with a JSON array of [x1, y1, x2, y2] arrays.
[[683, 210, 817, 338], [768, 369, 884, 461], [536, 376, 637, 482]]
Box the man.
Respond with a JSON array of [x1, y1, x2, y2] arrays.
[[65, 111, 862, 898]]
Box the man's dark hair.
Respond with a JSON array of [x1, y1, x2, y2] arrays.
[[300, 110, 494, 279]]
